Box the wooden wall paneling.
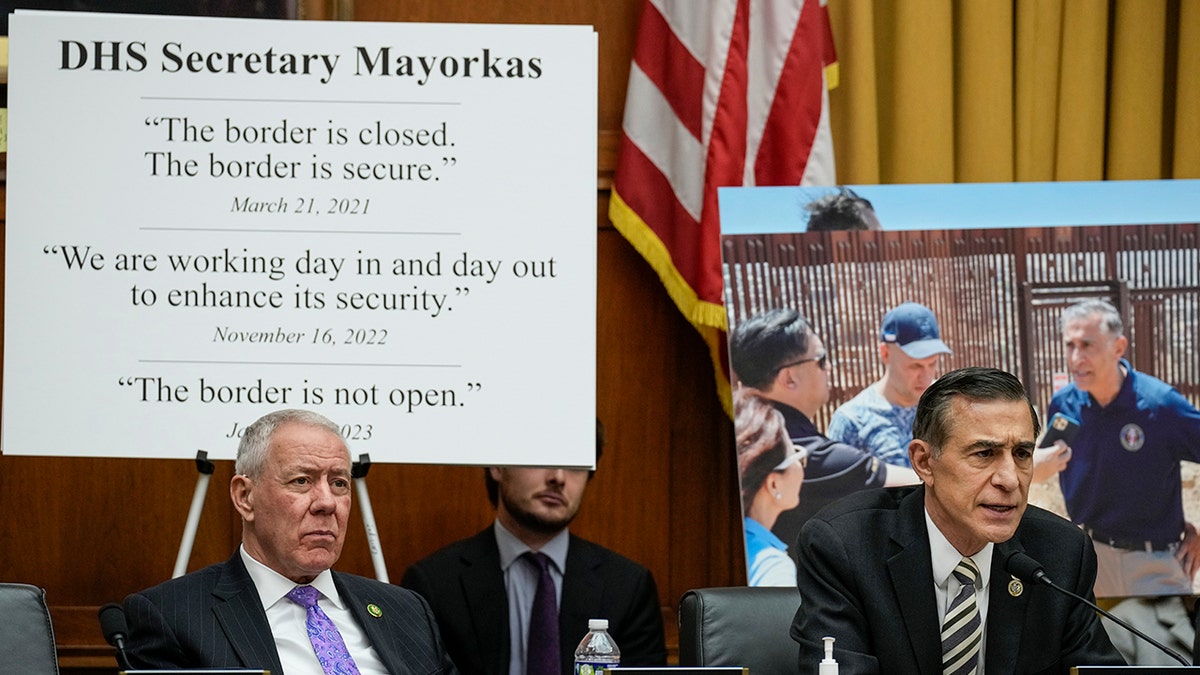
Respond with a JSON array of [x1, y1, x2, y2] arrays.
[[0, 454, 244, 667], [0, 455, 234, 597], [593, 224, 681, 646], [341, 463, 495, 575]]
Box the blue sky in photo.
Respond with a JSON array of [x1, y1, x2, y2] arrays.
[[718, 179, 1200, 234]]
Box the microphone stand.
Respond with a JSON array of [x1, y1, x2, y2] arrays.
[[1023, 569, 1190, 666], [1192, 596, 1200, 667]]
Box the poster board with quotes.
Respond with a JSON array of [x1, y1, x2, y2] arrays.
[[3, 11, 598, 465]]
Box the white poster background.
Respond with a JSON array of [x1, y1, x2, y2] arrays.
[[4, 11, 597, 465]]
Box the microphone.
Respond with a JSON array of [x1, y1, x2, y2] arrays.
[[1004, 551, 1190, 666], [1005, 551, 1050, 585], [98, 602, 132, 670]]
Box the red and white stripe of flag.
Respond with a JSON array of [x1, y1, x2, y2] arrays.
[[610, 0, 837, 407]]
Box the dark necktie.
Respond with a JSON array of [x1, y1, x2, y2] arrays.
[[941, 556, 982, 675], [286, 585, 362, 675], [523, 551, 560, 675]]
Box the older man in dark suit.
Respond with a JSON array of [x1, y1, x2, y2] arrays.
[[124, 409, 457, 674], [791, 367, 1125, 674]]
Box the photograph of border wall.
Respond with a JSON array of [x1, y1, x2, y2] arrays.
[[719, 181, 1200, 597]]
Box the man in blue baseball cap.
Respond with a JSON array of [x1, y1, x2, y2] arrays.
[[828, 302, 952, 468]]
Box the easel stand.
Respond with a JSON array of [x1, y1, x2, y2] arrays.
[[173, 451, 215, 579], [171, 451, 390, 582], [352, 453, 389, 582]]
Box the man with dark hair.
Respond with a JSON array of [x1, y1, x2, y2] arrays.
[[124, 409, 457, 674], [791, 367, 1124, 673], [1044, 298, 1200, 596], [401, 422, 666, 675], [729, 307, 918, 554], [805, 187, 881, 232]]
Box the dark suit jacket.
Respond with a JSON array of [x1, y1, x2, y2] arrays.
[[123, 551, 457, 675], [790, 485, 1125, 675], [400, 527, 667, 675]]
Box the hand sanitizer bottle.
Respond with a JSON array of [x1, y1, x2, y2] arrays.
[[819, 636, 839, 675]]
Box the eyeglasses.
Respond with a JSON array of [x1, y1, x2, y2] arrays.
[[773, 445, 809, 471], [777, 351, 829, 372]]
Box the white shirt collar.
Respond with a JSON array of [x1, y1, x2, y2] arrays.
[[239, 544, 344, 610], [924, 509, 993, 590]]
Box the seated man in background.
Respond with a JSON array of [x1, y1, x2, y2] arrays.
[[729, 307, 919, 554], [828, 302, 952, 468], [792, 367, 1123, 673], [401, 421, 667, 675], [124, 408, 457, 674]]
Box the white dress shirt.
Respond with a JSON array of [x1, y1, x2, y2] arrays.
[[925, 510, 993, 668], [240, 546, 388, 674]]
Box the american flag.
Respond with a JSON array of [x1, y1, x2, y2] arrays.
[[610, 0, 838, 412]]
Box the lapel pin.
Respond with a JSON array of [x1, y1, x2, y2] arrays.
[[367, 603, 383, 618], [1008, 577, 1023, 597]]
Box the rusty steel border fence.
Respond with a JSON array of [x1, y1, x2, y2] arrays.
[[722, 223, 1200, 423]]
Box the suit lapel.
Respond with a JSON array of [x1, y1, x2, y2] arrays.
[[888, 487, 942, 675], [338, 574, 411, 675], [985, 539, 1029, 675], [211, 553, 284, 675], [559, 536, 602, 669], [460, 530, 510, 674]]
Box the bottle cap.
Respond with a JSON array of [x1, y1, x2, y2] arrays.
[[588, 619, 609, 630]]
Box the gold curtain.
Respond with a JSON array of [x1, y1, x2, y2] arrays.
[[826, 0, 1200, 184]]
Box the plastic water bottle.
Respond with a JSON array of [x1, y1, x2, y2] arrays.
[[573, 618, 620, 674]]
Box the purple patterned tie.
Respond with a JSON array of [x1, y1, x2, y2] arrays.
[[286, 585, 361, 675], [523, 552, 560, 675]]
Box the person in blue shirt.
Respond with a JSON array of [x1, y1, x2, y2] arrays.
[[734, 388, 807, 586], [827, 302, 951, 468], [1045, 299, 1200, 596]]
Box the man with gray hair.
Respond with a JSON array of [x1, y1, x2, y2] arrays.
[[124, 408, 458, 673], [1046, 299, 1200, 596]]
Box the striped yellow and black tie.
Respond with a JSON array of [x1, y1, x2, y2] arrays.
[[941, 557, 982, 675]]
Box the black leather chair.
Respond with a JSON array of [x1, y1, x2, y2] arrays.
[[678, 586, 800, 675], [0, 583, 60, 675]]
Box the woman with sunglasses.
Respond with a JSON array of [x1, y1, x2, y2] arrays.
[[735, 388, 807, 586]]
